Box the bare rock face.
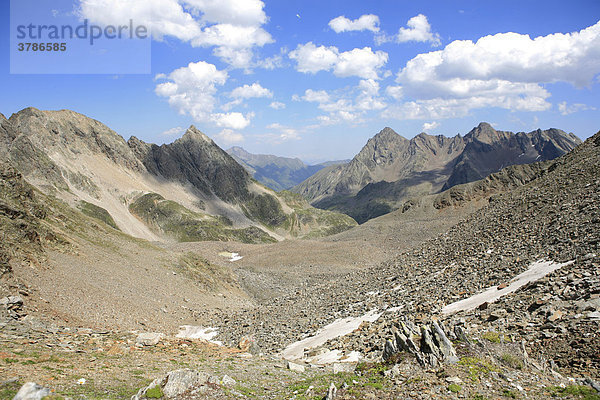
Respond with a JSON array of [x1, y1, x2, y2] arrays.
[[128, 127, 252, 203], [12, 382, 51, 400], [0, 107, 356, 243], [292, 123, 581, 223]]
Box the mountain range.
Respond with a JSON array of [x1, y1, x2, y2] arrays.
[[226, 146, 348, 191], [292, 123, 581, 223], [0, 108, 357, 243]]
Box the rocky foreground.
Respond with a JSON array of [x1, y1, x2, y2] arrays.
[[1, 133, 599, 399], [208, 132, 600, 397]]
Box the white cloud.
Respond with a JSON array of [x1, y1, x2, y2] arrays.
[[288, 42, 339, 74], [298, 80, 385, 126], [266, 123, 300, 142], [376, 14, 441, 46], [385, 85, 404, 100], [78, 0, 273, 68], [211, 112, 252, 130], [183, 0, 266, 27], [329, 14, 380, 33], [155, 61, 253, 129], [355, 79, 386, 111], [214, 128, 244, 144], [558, 101, 595, 115], [155, 61, 227, 121], [303, 89, 330, 103], [396, 14, 441, 46], [160, 126, 185, 136], [230, 82, 272, 99], [78, 0, 202, 41], [269, 101, 286, 110], [333, 47, 389, 79], [289, 42, 388, 79], [384, 21, 600, 120], [422, 121, 440, 132]]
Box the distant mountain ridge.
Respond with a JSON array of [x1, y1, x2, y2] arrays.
[[226, 146, 348, 191], [0, 108, 357, 242], [292, 123, 581, 223]]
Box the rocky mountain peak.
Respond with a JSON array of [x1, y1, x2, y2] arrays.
[[371, 127, 406, 143], [228, 146, 248, 157], [465, 122, 512, 144], [181, 125, 213, 144]]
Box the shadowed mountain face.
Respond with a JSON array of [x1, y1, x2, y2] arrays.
[[292, 123, 582, 223], [226, 146, 346, 191], [129, 129, 252, 203], [0, 108, 357, 242]]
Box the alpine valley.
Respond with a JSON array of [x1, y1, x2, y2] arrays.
[[1, 107, 599, 400]]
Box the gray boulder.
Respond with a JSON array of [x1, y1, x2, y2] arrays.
[[12, 382, 51, 400]]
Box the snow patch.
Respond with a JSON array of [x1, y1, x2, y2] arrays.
[[282, 309, 381, 361], [176, 325, 222, 345], [442, 259, 575, 315]]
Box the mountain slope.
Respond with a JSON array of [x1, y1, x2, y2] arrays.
[[0, 108, 356, 242], [218, 130, 600, 377], [292, 123, 581, 223], [226, 146, 341, 191]]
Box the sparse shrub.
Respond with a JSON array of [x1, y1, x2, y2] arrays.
[[145, 386, 163, 399], [548, 384, 600, 399], [459, 357, 499, 381], [448, 383, 461, 393], [482, 331, 502, 343], [502, 389, 518, 398], [500, 353, 523, 370]]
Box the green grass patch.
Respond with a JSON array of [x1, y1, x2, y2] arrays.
[[77, 200, 119, 230], [547, 385, 600, 399], [145, 386, 163, 398], [130, 193, 275, 243], [448, 383, 461, 393], [482, 331, 503, 343], [458, 357, 499, 382], [500, 353, 523, 370]]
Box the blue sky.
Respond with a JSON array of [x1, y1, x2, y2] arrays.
[[1, 0, 599, 163]]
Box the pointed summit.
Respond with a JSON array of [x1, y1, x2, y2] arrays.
[[465, 122, 512, 144], [372, 127, 406, 142], [181, 125, 213, 144]]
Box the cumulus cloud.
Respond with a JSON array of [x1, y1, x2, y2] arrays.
[[422, 121, 440, 132], [384, 21, 600, 120], [298, 80, 385, 125], [558, 101, 595, 115], [385, 85, 404, 100], [211, 112, 252, 130], [77, 0, 273, 68], [265, 123, 300, 142], [289, 42, 388, 79], [155, 61, 253, 129], [396, 14, 440, 46], [302, 89, 331, 103], [155, 61, 227, 119], [377, 14, 440, 46], [160, 126, 185, 136], [214, 128, 244, 144], [269, 101, 286, 110], [184, 0, 266, 26], [329, 14, 380, 33], [230, 82, 273, 99]]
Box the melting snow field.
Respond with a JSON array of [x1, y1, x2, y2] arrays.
[[176, 325, 222, 345], [442, 259, 575, 315], [218, 251, 243, 262], [282, 309, 382, 361]]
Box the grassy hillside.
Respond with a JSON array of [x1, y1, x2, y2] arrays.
[[129, 193, 277, 244]]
